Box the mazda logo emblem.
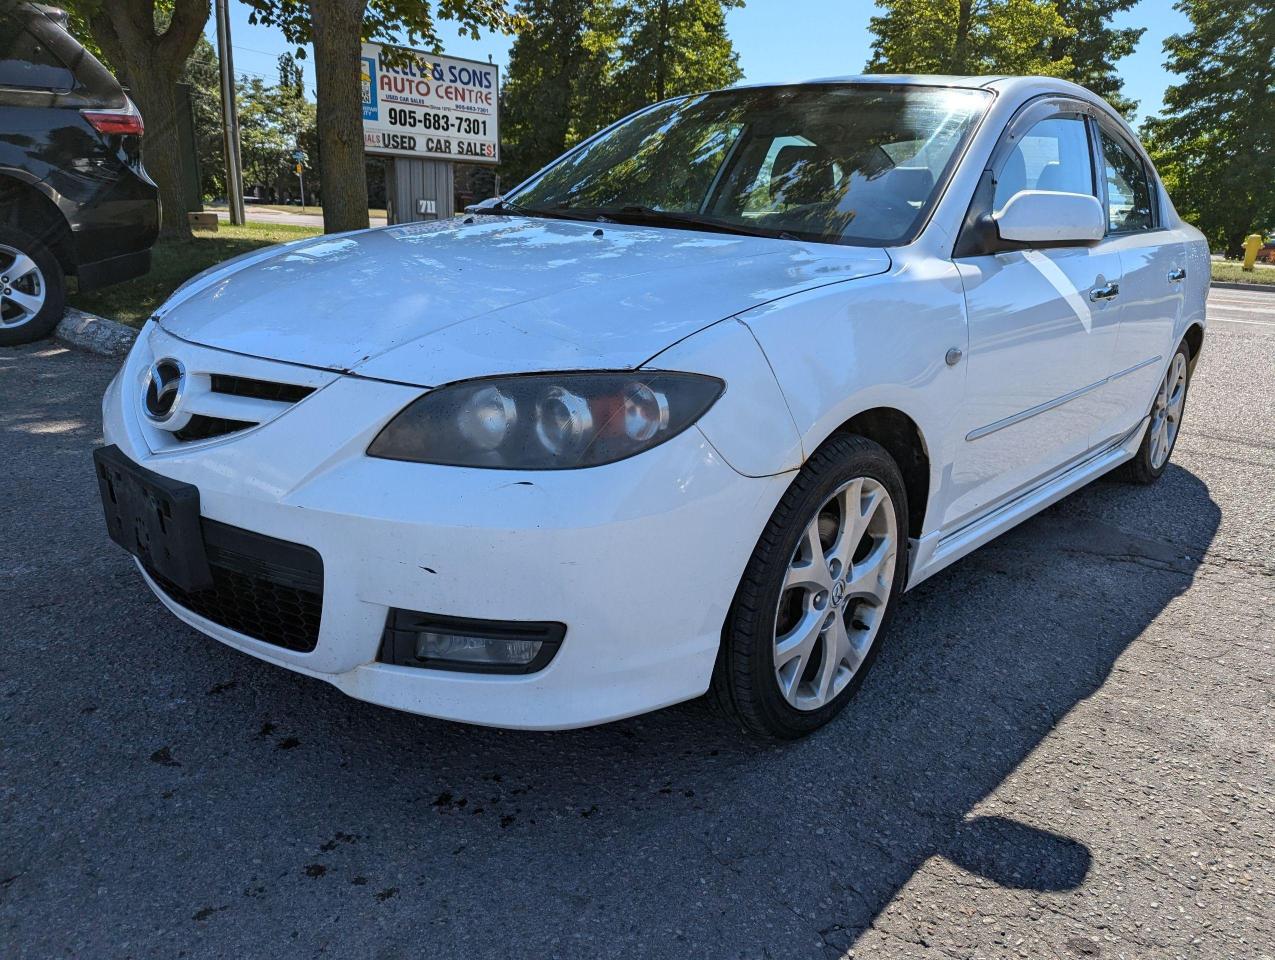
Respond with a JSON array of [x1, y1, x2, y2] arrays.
[[831, 581, 846, 606], [143, 358, 186, 423]]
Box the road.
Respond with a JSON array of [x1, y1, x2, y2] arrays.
[[1, 287, 1272, 959]]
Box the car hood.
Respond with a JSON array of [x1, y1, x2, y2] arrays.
[[156, 216, 891, 386]]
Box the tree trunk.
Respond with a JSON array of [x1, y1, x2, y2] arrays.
[[310, 0, 370, 234], [952, 0, 974, 73], [127, 69, 192, 239], [655, 0, 669, 102], [82, 0, 211, 241]]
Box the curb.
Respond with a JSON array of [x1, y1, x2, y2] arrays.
[[55, 307, 138, 358], [1211, 280, 1275, 293]]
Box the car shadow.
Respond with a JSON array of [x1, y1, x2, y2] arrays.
[[167, 466, 1216, 957], [0, 347, 1220, 959]]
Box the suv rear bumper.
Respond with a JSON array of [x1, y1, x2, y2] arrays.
[[77, 246, 152, 292]]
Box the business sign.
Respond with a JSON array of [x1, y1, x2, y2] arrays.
[[361, 43, 499, 165]]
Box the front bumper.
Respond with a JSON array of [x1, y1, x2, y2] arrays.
[[102, 325, 790, 729]]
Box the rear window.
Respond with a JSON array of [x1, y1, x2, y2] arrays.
[[0, 14, 75, 91]]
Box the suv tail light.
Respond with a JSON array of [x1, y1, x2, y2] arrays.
[[82, 100, 144, 137]]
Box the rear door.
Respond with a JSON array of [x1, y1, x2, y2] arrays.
[[946, 99, 1121, 529], [1088, 120, 1186, 447]]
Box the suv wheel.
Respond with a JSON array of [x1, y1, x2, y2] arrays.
[[712, 434, 909, 738], [0, 225, 65, 347]]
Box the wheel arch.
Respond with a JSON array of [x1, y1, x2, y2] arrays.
[[812, 406, 931, 540], [1182, 322, 1204, 377], [0, 172, 76, 276]]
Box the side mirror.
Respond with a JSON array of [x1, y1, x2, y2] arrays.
[[993, 190, 1105, 245]]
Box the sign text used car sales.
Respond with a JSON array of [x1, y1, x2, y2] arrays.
[[361, 43, 499, 164]]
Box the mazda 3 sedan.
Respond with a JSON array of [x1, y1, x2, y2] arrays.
[[96, 76, 1208, 738]]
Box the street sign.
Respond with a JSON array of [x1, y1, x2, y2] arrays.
[[361, 43, 499, 165]]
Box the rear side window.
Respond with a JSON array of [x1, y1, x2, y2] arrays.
[[0, 16, 75, 91], [1099, 129, 1154, 233], [993, 116, 1095, 209]]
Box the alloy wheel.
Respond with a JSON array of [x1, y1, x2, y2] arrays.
[[0, 243, 47, 330], [1149, 352, 1187, 470], [773, 476, 898, 711]]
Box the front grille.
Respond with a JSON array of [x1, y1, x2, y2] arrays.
[[174, 414, 256, 442], [145, 519, 323, 652], [210, 374, 316, 404], [160, 374, 318, 445]]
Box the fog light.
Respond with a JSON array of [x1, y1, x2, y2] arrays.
[[379, 609, 565, 675], [415, 631, 542, 666]]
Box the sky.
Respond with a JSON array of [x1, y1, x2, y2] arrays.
[[207, 0, 1188, 123]]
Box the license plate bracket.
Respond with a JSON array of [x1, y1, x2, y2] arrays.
[[94, 444, 214, 592]]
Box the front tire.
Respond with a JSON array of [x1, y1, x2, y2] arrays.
[[0, 225, 65, 347], [712, 434, 909, 739], [1123, 343, 1190, 484]]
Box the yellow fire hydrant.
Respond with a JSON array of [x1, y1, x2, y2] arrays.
[[1242, 233, 1264, 271]]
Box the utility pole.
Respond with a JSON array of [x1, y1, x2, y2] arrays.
[[215, 0, 245, 225]]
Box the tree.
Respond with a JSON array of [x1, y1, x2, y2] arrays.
[[866, 0, 1073, 76], [1048, 0, 1143, 116], [184, 36, 228, 203], [237, 57, 317, 197], [499, 0, 612, 185], [499, 0, 744, 187], [63, 0, 212, 238], [1142, 0, 1274, 256], [610, 0, 743, 114], [243, 0, 520, 234]]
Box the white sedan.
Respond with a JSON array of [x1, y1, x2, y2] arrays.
[[97, 75, 1208, 738]]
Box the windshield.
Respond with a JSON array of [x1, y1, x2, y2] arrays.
[[509, 84, 991, 246]]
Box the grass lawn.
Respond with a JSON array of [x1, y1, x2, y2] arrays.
[[68, 221, 321, 327], [1211, 260, 1275, 286], [207, 203, 389, 220]]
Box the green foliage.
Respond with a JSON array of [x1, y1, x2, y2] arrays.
[[1049, 0, 1144, 115], [610, 0, 743, 108], [499, 0, 609, 185], [1142, 0, 1274, 255], [184, 35, 228, 202], [867, 0, 1074, 76], [865, 0, 1146, 117], [500, 0, 743, 187], [238, 57, 318, 194], [241, 0, 521, 55]]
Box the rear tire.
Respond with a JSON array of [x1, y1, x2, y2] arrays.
[[1122, 342, 1190, 484], [0, 224, 65, 347], [712, 434, 909, 739]]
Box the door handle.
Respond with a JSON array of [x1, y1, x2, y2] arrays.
[[1089, 281, 1120, 302], [1168, 267, 1186, 283]]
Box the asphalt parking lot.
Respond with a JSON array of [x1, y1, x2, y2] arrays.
[[2, 287, 1272, 959]]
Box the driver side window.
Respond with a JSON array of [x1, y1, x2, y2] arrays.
[[993, 116, 1095, 210]]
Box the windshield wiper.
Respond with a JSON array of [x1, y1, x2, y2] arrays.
[[484, 198, 600, 223], [588, 205, 798, 240]]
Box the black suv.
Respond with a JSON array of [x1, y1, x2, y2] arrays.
[[0, 2, 159, 345]]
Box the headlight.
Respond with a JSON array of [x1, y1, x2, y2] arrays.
[[368, 372, 724, 469]]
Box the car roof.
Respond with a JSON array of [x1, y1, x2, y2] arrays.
[[722, 74, 1124, 122], [733, 74, 1106, 103]]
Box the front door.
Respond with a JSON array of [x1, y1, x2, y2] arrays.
[[946, 106, 1121, 530], [1089, 122, 1186, 447]]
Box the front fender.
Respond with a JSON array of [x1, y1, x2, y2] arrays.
[[736, 256, 969, 538], [644, 318, 803, 477]]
